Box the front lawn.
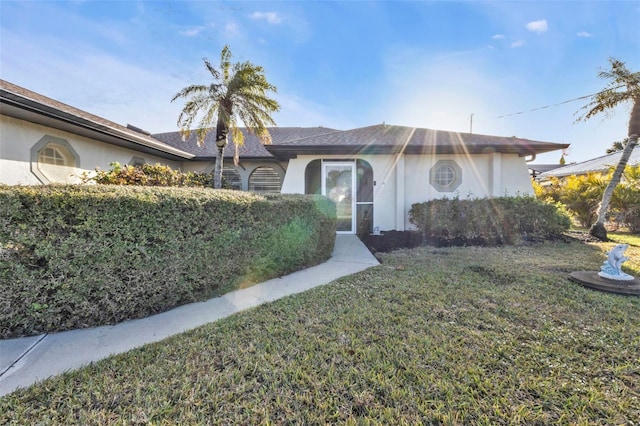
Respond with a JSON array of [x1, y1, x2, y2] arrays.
[[2, 234, 639, 424]]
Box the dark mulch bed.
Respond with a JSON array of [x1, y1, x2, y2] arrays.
[[563, 230, 607, 244], [360, 230, 504, 254], [360, 231, 424, 254], [360, 230, 583, 254]]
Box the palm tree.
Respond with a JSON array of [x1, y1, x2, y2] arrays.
[[606, 138, 629, 154], [172, 46, 280, 188], [576, 58, 640, 240]]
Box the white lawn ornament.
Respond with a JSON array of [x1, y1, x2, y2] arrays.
[[598, 244, 634, 281]]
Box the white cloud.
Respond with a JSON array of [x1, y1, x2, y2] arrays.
[[511, 40, 526, 48], [250, 11, 283, 25], [526, 19, 548, 33], [492, 34, 506, 40], [225, 22, 240, 38], [179, 26, 204, 37], [577, 31, 593, 38]]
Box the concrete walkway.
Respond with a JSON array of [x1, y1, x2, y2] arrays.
[[0, 235, 379, 397]]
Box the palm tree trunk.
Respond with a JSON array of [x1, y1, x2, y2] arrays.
[[213, 145, 225, 189], [213, 112, 230, 189], [590, 97, 640, 240]]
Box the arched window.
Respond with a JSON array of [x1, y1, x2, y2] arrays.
[[305, 159, 322, 194], [249, 166, 281, 193], [30, 136, 80, 184], [129, 157, 146, 167], [222, 166, 242, 190], [38, 145, 70, 166]]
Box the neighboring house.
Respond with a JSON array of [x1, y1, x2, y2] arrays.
[[536, 147, 639, 181], [529, 164, 567, 179], [1, 79, 569, 234]]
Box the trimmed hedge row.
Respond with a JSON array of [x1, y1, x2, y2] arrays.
[[409, 196, 571, 245], [0, 185, 336, 338]]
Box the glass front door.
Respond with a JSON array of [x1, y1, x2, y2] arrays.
[[322, 162, 355, 233]]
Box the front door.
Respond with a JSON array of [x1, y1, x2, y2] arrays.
[[322, 162, 356, 234]]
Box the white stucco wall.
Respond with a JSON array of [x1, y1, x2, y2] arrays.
[[0, 115, 182, 185], [403, 153, 534, 230], [281, 152, 535, 232]]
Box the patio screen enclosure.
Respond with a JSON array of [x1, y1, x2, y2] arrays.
[[305, 159, 373, 236]]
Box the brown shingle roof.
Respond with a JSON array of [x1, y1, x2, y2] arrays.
[[265, 124, 569, 159], [152, 127, 341, 159]]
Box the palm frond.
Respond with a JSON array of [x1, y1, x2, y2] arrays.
[[220, 45, 232, 83], [203, 58, 221, 80], [576, 58, 640, 123], [171, 84, 209, 102]]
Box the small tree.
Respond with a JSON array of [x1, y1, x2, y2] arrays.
[[172, 46, 280, 189], [576, 58, 640, 240], [606, 138, 629, 154]]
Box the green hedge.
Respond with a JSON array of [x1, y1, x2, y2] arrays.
[[0, 185, 336, 338], [409, 196, 571, 244]]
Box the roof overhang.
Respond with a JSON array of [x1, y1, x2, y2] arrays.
[[192, 155, 278, 162], [266, 142, 570, 161], [1, 90, 194, 162]]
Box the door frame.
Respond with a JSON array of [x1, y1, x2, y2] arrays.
[[321, 161, 356, 234]]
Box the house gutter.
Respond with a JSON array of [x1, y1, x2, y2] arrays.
[[266, 143, 569, 161]]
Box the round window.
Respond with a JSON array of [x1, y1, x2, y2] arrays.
[[430, 160, 462, 192]]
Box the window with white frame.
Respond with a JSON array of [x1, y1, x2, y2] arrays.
[[430, 160, 462, 192], [38, 145, 70, 166]]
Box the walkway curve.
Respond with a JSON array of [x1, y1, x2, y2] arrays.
[[0, 235, 378, 396]]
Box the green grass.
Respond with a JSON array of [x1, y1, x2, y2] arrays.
[[2, 234, 639, 424]]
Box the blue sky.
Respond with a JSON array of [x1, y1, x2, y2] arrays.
[[1, 1, 638, 164]]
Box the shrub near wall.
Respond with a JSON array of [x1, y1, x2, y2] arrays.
[[88, 162, 217, 188], [409, 196, 571, 245], [0, 185, 336, 338]]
